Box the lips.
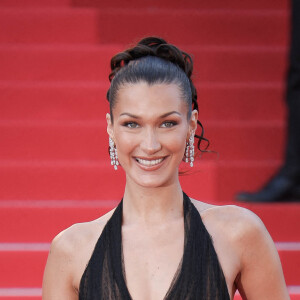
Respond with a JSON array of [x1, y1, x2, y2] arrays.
[[135, 157, 165, 167]]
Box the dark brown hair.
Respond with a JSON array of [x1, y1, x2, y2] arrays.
[[107, 36, 209, 154]]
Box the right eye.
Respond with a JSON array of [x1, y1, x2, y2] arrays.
[[123, 122, 139, 128]]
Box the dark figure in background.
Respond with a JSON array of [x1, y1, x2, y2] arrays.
[[237, 0, 300, 203]]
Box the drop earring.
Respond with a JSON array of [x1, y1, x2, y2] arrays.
[[109, 137, 119, 170], [185, 133, 194, 167]]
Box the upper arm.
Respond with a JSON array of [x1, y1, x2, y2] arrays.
[[42, 232, 78, 300], [236, 210, 289, 300]]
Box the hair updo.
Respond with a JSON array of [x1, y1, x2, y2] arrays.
[[106, 36, 209, 154]]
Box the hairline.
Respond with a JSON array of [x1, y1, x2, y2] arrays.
[[109, 80, 192, 124]]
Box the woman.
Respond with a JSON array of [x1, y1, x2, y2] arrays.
[[42, 37, 289, 299]]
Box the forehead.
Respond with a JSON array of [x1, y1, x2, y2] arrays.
[[113, 82, 188, 116]]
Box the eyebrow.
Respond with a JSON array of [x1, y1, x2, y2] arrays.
[[119, 111, 181, 118]]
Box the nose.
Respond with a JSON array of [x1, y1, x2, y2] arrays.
[[140, 128, 162, 154]]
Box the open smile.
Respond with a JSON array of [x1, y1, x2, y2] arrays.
[[134, 156, 167, 168]]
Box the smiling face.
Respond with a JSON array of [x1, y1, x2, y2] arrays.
[[107, 81, 197, 188]]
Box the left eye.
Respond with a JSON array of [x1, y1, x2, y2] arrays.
[[161, 121, 176, 128], [123, 122, 139, 128]]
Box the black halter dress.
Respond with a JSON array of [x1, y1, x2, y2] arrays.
[[79, 193, 230, 299]]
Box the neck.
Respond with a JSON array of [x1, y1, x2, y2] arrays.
[[122, 176, 184, 226]]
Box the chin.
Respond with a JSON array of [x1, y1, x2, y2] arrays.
[[128, 172, 177, 188]]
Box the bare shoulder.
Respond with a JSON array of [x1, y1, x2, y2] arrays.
[[43, 208, 117, 299], [190, 199, 289, 299], [191, 199, 268, 246], [49, 208, 115, 261]]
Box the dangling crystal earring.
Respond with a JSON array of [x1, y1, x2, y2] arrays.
[[189, 133, 195, 167], [185, 140, 190, 163], [185, 133, 194, 167], [109, 137, 119, 170]]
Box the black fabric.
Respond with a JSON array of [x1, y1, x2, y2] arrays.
[[282, 0, 300, 179], [79, 193, 230, 299]]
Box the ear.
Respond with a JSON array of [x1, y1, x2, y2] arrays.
[[188, 109, 198, 136], [106, 113, 114, 140]]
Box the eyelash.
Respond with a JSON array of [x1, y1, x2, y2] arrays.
[[161, 121, 178, 128], [122, 121, 178, 129], [123, 122, 139, 128]]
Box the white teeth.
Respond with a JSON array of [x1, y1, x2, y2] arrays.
[[136, 158, 163, 166]]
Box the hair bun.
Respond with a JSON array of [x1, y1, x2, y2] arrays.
[[109, 36, 193, 83]]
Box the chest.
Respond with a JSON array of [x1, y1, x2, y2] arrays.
[[78, 199, 233, 300], [121, 223, 184, 300]]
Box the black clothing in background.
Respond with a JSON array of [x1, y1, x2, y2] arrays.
[[236, 0, 300, 202], [284, 0, 300, 179]]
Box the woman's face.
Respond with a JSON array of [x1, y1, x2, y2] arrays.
[[107, 81, 198, 188]]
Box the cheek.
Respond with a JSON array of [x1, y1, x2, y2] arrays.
[[114, 132, 137, 154], [162, 130, 187, 154]]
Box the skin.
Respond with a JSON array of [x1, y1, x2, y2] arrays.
[[43, 82, 290, 300]]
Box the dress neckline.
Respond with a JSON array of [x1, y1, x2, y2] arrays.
[[79, 192, 231, 300], [116, 193, 190, 300]]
